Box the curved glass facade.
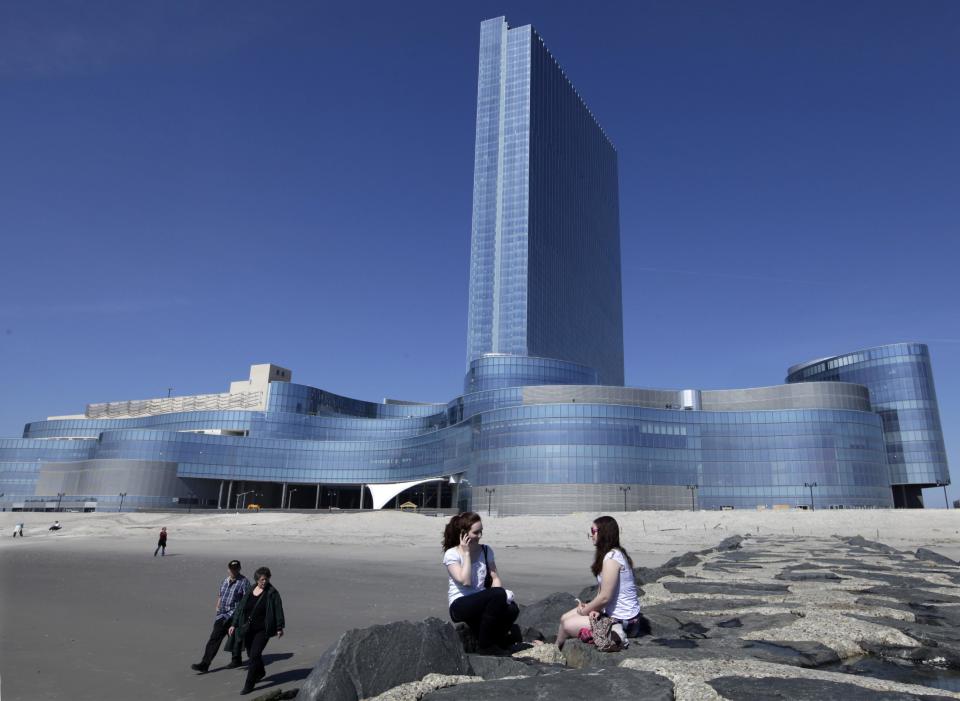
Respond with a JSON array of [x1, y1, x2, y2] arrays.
[[787, 343, 950, 507], [465, 355, 600, 393], [0, 373, 896, 514]]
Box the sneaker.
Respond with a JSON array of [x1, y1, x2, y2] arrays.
[[240, 685, 254, 695], [227, 659, 243, 669], [190, 663, 209, 673]]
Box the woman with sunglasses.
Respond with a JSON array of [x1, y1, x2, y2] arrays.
[[442, 511, 519, 653], [556, 515, 641, 649]]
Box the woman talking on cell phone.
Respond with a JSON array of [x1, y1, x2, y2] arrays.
[[442, 511, 520, 653]]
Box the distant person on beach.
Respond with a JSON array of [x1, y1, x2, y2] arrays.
[[12, 522, 24, 537], [556, 515, 642, 650], [49, 520, 62, 531], [442, 511, 520, 654], [191, 559, 249, 673], [154, 527, 167, 556], [228, 566, 285, 696]]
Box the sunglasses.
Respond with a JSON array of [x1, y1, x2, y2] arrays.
[[588, 526, 598, 538]]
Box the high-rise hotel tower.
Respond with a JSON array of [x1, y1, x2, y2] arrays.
[[466, 17, 624, 388]]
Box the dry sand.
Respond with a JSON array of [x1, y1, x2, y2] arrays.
[[1, 509, 958, 700]]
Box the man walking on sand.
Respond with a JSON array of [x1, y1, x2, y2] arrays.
[[12, 522, 23, 537], [154, 526, 167, 556], [192, 560, 249, 672]]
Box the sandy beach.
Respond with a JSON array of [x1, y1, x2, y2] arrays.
[[1, 509, 958, 700]]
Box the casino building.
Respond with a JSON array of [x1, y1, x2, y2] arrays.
[[0, 18, 949, 513]]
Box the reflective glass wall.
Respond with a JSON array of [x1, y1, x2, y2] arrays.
[[465, 17, 624, 386], [787, 343, 950, 507], [1, 377, 894, 514]]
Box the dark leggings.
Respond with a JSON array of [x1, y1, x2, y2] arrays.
[[449, 587, 519, 648], [243, 629, 269, 689]]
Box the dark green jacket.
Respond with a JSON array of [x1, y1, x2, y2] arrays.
[[228, 585, 285, 648]]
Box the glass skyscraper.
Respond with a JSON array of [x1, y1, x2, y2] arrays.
[[0, 18, 949, 515], [466, 17, 624, 387]]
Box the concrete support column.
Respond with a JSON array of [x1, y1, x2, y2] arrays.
[[437, 481, 441, 509], [359, 484, 365, 510], [217, 481, 225, 510], [315, 484, 321, 510], [281, 483, 288, 510], [226, 481, 234, 510]]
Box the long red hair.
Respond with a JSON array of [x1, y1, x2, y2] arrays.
[[442, 512, 482, 550]]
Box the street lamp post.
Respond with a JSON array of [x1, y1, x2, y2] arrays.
[[235, 490, 254, 511], [618, 485, 631, 512], [803, 482, 818, 511], [118, 492, 127, 512], [485, 488, 496, 516], [685, 484, 698, 511], [287, 488, 299, 509], [56, 492, 65, 512]]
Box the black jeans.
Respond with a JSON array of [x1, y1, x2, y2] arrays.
[[449, 587, 519, 649], [201, 617, 241, 666], [243, 628, 269, 689]]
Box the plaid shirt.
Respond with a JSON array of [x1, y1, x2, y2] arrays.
[[215, 574, 249, 621]]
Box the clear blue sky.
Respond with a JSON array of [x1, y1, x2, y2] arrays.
[[1, 1, 957, 505]]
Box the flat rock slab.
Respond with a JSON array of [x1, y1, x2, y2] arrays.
[[840, 536, 905, 555], [775, 570, 843, 582], [708, 675, 955, 700], [562, 637, 839, 670], [858, 586, 960, 605], [703, 562, 766, 572], [737, 640, 842, 667], [663, 581, 790, 596], [847, 614, 960, 653], [916, 548, 959, 567], [646, 597, 769, 612], [641, 607, 799, 638], [466, 654, 558, 680], [422, 666, 673, 701], [841, 570, 947, 588]]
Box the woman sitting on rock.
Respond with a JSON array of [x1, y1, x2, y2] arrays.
[[556, 515, 641, 649], [442, 511, 519, 653]]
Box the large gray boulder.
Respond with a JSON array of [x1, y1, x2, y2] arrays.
[[298, 618, 470, 701], [516, 592, 576, 642], [423, 666, 674, 700]]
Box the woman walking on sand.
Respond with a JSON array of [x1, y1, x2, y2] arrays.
[[442, 511, 520, 653], [556, 515, 642, 649], [154, 527, 167, 556], [228, 566, 285, 695]]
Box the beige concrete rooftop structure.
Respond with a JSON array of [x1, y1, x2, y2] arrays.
[[61, 363, 292, 420]]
